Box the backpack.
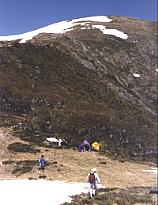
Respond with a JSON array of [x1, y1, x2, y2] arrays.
[[39, 158, 46, 167], [89, 172, 96, 183]]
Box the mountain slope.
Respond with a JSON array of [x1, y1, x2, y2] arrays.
[[0, 16, 157, 162]]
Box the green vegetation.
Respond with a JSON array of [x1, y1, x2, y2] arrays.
[[63, 187, 155, 205]]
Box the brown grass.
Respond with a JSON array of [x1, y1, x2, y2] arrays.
[[0, 128, 156, 189]]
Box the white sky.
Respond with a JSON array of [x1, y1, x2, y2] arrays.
[[0, 16, 128, 43]]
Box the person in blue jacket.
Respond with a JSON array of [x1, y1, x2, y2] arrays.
[[38, 155, 46, 172]]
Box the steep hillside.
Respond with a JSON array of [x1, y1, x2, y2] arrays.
[[0, 16, 157, 162]]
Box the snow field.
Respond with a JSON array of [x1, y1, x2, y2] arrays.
[[0, 180, 89, 205]]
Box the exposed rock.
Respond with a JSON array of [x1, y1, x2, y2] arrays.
[[0, 16, 157, 162], [7, 142, 40, 153]]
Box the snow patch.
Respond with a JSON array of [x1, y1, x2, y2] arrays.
[[92, 25, 128, 39], [143, 167, 158, 174], [133, 73, 140, 78], [72, 16, 112, 23], [0, 16, 111, 43], [0, 16, 128, 43], [0, 180, 89, 205], [47, 137, 59, 143]]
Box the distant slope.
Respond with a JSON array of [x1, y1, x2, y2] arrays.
[[0, 16, 157, 162]]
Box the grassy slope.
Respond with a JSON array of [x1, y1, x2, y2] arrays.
[[0, 17, 157, 162], [0, 128, 157, 204]]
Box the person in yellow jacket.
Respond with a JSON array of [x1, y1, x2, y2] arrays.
[[91, 142, 102, 151]]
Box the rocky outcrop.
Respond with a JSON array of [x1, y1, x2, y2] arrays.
[[0, 16, 157, 162]]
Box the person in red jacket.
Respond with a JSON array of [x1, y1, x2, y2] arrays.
[[87, 168, 100, 198]]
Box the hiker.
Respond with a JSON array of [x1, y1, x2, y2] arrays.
[[79, 139, 91, 152], [91, 141, 102, 151], [38, 155, 46, 173], [58, 138, 63, 147], [87, 168, 100, 198]]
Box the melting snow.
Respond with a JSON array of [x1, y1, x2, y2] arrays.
[[0, 16, 128, 43], [0, 180, 89, 205], [72, 16, 112, 23], [133, 73, 140, 77], [143, 167, 158, 174], [92, 25, 128, 39]]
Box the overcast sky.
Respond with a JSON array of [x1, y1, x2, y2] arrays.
[[0, 0, 157, 35]]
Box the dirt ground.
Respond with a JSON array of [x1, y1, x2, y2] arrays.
[[0, 128, 157, 190]]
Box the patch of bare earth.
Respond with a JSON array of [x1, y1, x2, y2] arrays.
[[0, 128, 156, 190], [0, 128, 157, 205]]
